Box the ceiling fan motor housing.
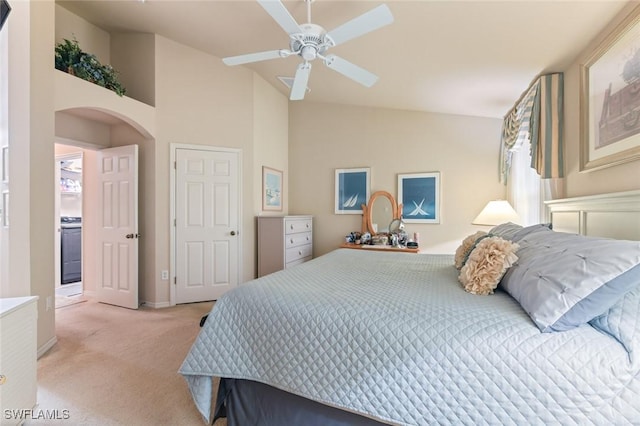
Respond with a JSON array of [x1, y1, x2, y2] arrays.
[[290, 23, 333, 61]]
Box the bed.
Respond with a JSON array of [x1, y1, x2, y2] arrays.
[[180, 190, 640, 425]]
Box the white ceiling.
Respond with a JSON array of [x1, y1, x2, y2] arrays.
[[57, 0, 630, 119]]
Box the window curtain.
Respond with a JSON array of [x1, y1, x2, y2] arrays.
[[501, 73, 565, 224], [529, 73, 564, 178], [506, 136, 542, 225], [500, 72, 564, 182], [499, 82, 538, 183]]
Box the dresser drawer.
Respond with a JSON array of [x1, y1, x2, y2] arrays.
[[285, 231, 312, 249], [285, 218, 312, 234], [257, 215, 313, 277], [286, 244, 312, 263]]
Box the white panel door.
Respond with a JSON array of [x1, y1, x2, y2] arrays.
[[96, 145, 138, 309], [175, 148, 239, 303]]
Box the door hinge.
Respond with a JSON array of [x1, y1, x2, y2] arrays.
[[174, 161, 177, 169], [174, 277, 177, 285]]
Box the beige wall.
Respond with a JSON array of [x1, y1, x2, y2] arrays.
[[289, 103, 505, 256], [252, 74, 289, 272], [253, 74, 289, 216], [6, 0, 57, 352], [563, 2, 640, 197], [154, 34, 267, 298], [111, 33, 155, 107], [55, 4, 110, 64]]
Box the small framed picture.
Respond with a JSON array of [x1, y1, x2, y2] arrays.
[[335, 167, 370, 214], [262, 166, 283, 211], [397, 172, 440, 223]]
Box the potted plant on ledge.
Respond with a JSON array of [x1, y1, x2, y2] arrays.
[[54, 37, 126, 97]]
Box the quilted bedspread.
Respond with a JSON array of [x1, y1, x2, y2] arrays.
[[179, 249, 640, 425]]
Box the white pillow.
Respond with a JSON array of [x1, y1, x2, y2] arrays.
[[500, 231, 640, 332]]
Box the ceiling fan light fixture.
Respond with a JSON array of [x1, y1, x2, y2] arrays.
[[301, 46, 317, 61]]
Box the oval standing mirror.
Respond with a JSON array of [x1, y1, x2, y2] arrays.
[[371, 195, 393, 233], [362, 191, 402, 235]]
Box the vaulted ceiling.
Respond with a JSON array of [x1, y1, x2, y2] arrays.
[[58, 0, 630, 118]]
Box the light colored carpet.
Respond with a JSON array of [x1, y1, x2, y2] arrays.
[[28, 298, 226, 425]]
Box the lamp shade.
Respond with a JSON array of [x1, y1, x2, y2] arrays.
[[472, 200, 520, 226]]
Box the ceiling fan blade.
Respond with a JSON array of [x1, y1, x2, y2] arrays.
[[257, 0, 301, 35], [326, 4, 394, 47], [222, 50, 284, 66], [323, 54, 378, 87], [290, 62, 312, 100]]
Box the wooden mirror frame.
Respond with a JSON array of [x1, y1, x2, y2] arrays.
[[361, 190, 403, 235]]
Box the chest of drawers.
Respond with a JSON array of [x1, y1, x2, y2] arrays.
[[257, 215, 313, 277]]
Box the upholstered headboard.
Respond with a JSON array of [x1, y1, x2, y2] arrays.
[[545, 190, 640, 241]]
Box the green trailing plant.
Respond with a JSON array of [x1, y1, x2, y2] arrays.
[[55, 37, 126, 96]]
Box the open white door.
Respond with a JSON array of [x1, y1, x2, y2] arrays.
[[175, 147, 240, 304], [96, 145, 138, 309]]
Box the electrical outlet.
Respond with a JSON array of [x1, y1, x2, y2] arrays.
[[46, 296, 53, 311], [161, 270, 169, 280]]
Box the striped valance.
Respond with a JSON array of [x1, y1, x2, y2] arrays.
[[500, 72, 564, 182], [530, 73, 564, 178]]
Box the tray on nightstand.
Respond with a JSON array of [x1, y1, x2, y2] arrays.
[[339, 242, 420, 253]]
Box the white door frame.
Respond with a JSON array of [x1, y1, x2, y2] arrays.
[[169, 143, 243, 306]]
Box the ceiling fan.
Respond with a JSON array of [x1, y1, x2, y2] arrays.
[[222, 0, 394, 101]]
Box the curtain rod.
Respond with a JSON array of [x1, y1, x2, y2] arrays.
[[503, 72, 561, 119]]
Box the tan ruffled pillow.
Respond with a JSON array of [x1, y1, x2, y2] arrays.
[[454, 231, 487, 270], [458, 236, 519, 295]]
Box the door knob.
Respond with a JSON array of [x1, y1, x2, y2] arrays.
[[126, 233, 134, 239], [230, 231, 236, 236]]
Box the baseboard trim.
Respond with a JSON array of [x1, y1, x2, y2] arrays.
[[38, 336, 58, 359], [142, 300, 171, 309]]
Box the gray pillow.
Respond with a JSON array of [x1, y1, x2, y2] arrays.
[[489, 222, 522, 240], [490, 222, 552, 242], [500, 230, 640, 332]]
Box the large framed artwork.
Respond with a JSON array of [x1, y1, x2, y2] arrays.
[[580, 5, 640, 171], [262, 166, 283, 211], [335, 167, 370, 214], [397, 172, 440, 223], [0, 0, 10, 31]]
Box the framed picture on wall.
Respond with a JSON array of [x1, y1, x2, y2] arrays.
[[262, 166, 283, 211], [0, 0, 10, 31], [335, 167, 370, 214], [580, 4, 640, 171], [397, 172, 440, 223]]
